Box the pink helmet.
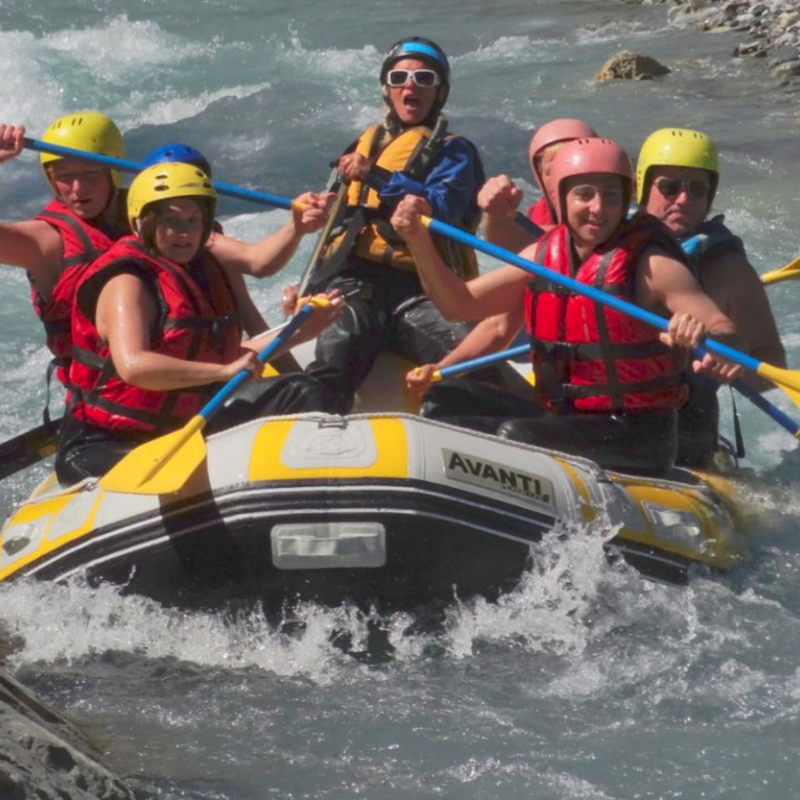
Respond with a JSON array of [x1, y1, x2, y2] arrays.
[[547, 138, 633, 223], [528, 118, 597, 189]]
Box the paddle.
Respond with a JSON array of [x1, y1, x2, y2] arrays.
[[424, 340, 799, 436], [513, 211, 545, 239], [0, 418, 61, 481], [419, 215, 800, 439], [761, 253, 800, 286], [296, 169, 346, 297], [99, 300, 324, 495], [424, 344, 531, 382], [23, 137, 303, 213]]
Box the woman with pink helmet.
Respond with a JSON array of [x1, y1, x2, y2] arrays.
[[392, 137, 743, 475]]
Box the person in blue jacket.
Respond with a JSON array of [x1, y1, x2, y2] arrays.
[[299, 37, 488, 414]]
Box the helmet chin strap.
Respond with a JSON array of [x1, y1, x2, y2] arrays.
[[102, 182, 117, 214]]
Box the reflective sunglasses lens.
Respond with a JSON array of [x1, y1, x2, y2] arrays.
[[387, 70, 410, 87], [413, 69, 439, 87], [688, 180, 710, 199], [655, 178, 709, 200], [655, 179, 681, 198]]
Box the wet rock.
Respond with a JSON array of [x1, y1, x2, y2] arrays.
[[0, 668, 138, 800], [595, 50, 671, 82], [622, 0, 800, 85], [735, 40, 768, 55]]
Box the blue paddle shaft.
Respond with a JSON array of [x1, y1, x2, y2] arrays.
[[24, 138, 293, 211], [425, 217, 798, 437], [438, 344, 530, 378], [198, 303, 315, 421], [425, 218, 765, 370]]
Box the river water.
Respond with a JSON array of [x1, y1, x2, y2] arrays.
[[2, 1, 800, 797]]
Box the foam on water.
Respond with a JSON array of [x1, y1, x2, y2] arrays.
[[0, 30, 66, 129], [119, 84, 267, 129], [42, 15, 212, 77], [0, 513, 737, 691]]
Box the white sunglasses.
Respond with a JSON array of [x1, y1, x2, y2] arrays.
[[385, 68, 441, 88]]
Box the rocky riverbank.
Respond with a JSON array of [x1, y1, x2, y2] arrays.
[[628, 0, 800, 84], [0, 667, 138, 800]]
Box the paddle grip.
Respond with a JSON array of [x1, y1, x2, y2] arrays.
[[198, 303, 316, 421]]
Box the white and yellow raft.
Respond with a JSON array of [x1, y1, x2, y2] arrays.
[[0, 403, 750, 611]]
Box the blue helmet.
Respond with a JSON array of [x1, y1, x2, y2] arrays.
[[142, 143, 212, 179]]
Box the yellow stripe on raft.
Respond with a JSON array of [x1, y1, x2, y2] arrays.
[[0, 485, 105, 580], [248, 418, 410, 482]]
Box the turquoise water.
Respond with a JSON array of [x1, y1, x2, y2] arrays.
[[2, 1, 800, 797]]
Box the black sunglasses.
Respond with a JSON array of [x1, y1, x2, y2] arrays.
[[653, 177, 710, 200]]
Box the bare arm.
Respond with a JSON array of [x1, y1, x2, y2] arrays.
[[207, 192, 334, 279], [700, 248, 786, 389], [440, 308, 524, 368], [98, 274, 260, 391], [239, 290, 345, 358], [406, 307, 524, 393], [0, 122, 64, 291], [0, 219, 64, 295], [636, 248, 744, 382], [391, 194, 529, 321], [479, 175, 538, 253]]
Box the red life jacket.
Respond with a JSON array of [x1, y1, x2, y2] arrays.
[[524, 213, 689, 413], [68, 236, 243, 434], [527, 196, 555, 227], [32, 196, 128, 381]]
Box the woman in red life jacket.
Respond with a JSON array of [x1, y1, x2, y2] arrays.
[[56, 162, 341, 485], [391, 138, 744, 475], [436, 120, 599, 378]]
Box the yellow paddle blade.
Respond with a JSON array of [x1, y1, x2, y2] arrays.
[[757, 363, 800, 423], [99, 416, 208, 495], [762, 254, 800, 286]]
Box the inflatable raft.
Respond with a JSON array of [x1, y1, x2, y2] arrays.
[[0, 405, 750, 613]]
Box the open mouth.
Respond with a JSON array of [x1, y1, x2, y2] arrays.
[[169, 243, 195, 260]]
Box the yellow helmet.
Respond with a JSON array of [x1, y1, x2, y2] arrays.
[[127, 162, 216, 239], [636, 128, 719, 205], [40, 111, 126, 188]]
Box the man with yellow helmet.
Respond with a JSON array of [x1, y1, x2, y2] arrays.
[[56, 162, 341, 485], [0, 112, 129, 389], [637, 128, 785, 467]]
